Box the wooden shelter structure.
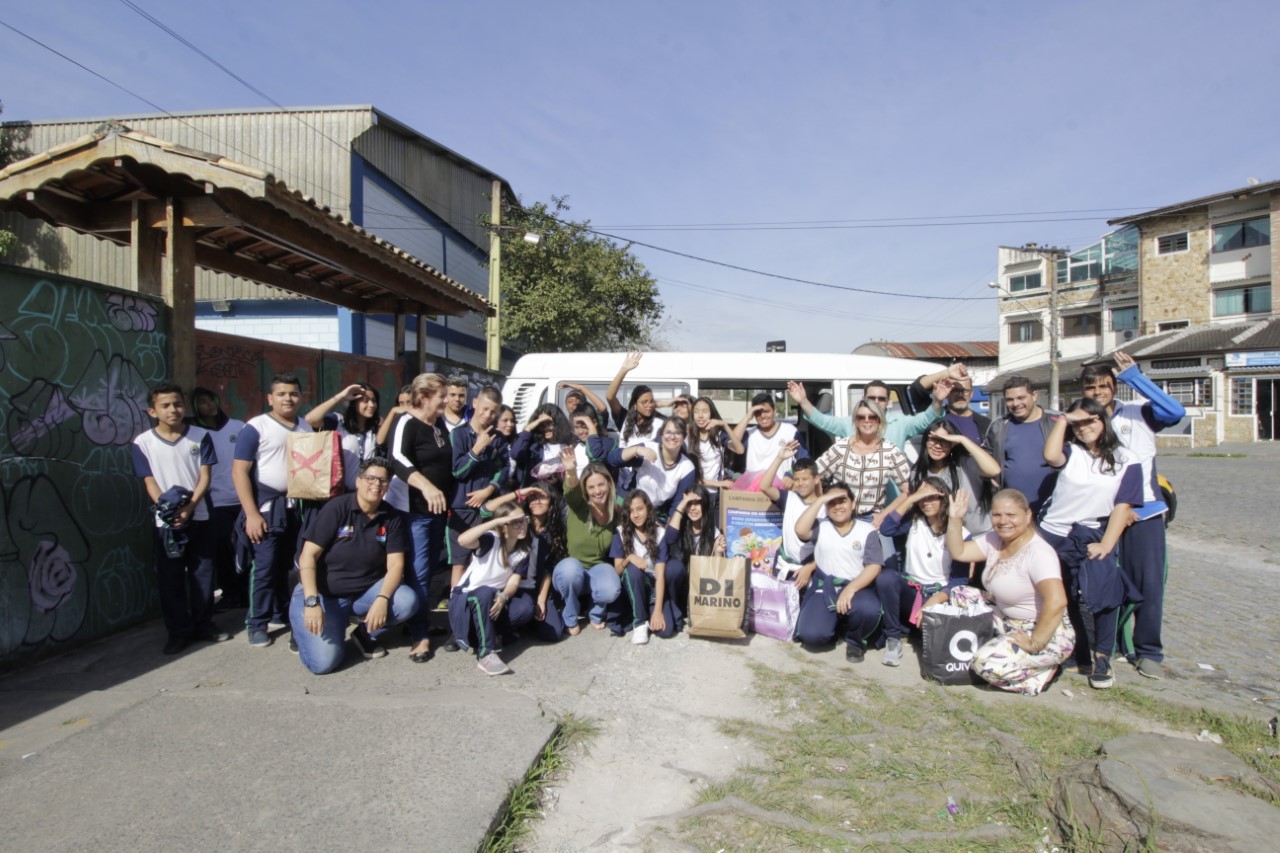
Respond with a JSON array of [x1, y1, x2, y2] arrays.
[[0, 124, 492, 387]]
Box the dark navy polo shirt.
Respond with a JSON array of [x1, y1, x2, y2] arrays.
[[303, 493, 408, 598]]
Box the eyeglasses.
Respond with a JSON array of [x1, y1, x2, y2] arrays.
[[527, 494, 550, 503], [360, 475, 390, 487], [865, 396, 889, 404], [925, 436, 951, 446], [855, 414, 880, 423]]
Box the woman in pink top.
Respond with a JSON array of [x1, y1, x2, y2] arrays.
[[941, 488, 1074, 695]]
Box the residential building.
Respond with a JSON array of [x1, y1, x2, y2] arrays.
[[853, 340, 999, 384], [989, 180, 1279, 445], [0, 106, 520, 371]]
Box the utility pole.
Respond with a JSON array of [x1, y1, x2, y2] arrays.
[[1022, 243, 1068, 410], [486, 179, 502, 373]]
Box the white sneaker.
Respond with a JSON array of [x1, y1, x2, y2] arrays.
[[631, 624, 650, 645], [882, 637, 903, 667]]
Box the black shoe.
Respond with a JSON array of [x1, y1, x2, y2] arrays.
[[162, 636, 190, 655], [443, 638, 461, 652], [350, 626, 386, 660], [196, 628, 233, 643], [845, 643, 866, 663], [288, 636, 299, 654]]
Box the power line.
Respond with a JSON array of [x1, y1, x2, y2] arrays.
[[588, 216, 1128, 233], [569, 222, 993, 302], [592, 208, 1153, 229]]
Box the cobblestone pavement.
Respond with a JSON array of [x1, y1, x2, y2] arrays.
[[1116, 446, 1280, 716]]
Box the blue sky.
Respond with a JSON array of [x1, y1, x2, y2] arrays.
[[3, 0, 1278, 352]]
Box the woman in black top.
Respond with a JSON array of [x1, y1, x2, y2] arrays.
[[391, 372, 455, 661]]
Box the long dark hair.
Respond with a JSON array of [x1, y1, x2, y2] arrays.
[[688, 396, 727, 449], [1066, 397, 1122, 474], [529, 402, 573, 446], [621, 384, 658, 442], [620, 489, 660, 561], [677, 485, 718, 557], [912, 420, 991, 516], [529, 484, 569, 565], [903, 475, 952, 533], [342, 384, 380, 434]]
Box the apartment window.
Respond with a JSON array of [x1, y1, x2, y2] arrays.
[[1008, 320, 1042, 343], [1110, 306, 1139, 331], [1231, 377, 1254, 415], [1062, 313, 1101, 337], [1214, 283, 1272, 317], [1114, 384, 1137, 403], [1009, 273, 1042, 292], [1213, 216, 1271, 253], [1157, 320, 1189, 332], [1152, 357, 1201, 370], [1156, 232, 1189, 254], [1162, 378, 1213, 407]]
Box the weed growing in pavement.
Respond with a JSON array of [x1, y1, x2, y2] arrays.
[[677, 659, 1134, 852], [480, 714, 600, 853]]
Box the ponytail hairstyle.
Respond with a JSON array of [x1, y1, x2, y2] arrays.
[[677, 484, 718, 558], [1065, 397, 1122, 474], [490, 501, 532, 568], [621, 384, 656, 442], [620, 489, 660, 561], [528, 402, 574, 447]]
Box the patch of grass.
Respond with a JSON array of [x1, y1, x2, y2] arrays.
[[675, 662, 1145, 852], [479, 713, 600, 853], [1183, 452, 1246, 458], [60, 717, 88, 726]]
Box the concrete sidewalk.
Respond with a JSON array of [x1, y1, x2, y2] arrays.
[[0, 614, 612, 853]]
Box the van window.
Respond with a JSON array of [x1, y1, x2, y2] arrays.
[[556, 382, 691, 416], [847, 384, 914, 418]]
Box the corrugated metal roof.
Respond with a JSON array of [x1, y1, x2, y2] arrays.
[[0, 126, 491, 316], [2, 106, 516, 302], [853, 341, 999, 360], [1109, 181, 1280, 225]]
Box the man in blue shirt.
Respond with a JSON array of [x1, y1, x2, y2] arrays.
[[984, 376, 1060, 517]]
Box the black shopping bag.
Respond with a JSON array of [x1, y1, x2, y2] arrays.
[[919, 605, 997, 685]]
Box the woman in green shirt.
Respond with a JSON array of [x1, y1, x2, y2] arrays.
[[550, 449, 623, 635]]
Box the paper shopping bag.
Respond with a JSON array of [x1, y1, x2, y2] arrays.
[[687, 555, 748, 639], [286, 431, 344, 500]]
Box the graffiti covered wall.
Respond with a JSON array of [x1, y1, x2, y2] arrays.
[[1, 265, 168, 668], [195, 330, 405, 422]]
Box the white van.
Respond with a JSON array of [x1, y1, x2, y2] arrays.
[[501, 351, 944, 456]]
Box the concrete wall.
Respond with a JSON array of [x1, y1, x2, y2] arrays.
[[195, 313, 341, 351], [1, 265, 167, 668]]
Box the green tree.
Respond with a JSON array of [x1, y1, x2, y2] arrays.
[[490, 196, 665, 352]]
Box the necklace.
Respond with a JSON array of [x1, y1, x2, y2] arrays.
[[924, 520, 945, 558]]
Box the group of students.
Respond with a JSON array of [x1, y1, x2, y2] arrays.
[[131, 348, 1183, 691]]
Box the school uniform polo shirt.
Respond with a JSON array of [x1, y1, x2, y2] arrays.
[[132, 426, 216, 524], [811, 518, 884, 581], [302, 493, 408, 598]]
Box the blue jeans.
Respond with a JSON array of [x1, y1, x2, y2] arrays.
[[551, 557, 621, 627], [404, 511, 445, 643], [289, 581, 419, 674]]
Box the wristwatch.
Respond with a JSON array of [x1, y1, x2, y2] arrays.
[[304, 595, 321, 608]]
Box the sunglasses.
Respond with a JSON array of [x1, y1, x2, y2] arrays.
[[865, 396, 889, 404], [855, 414, 880, 423]]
